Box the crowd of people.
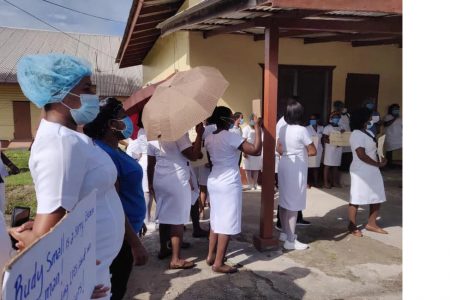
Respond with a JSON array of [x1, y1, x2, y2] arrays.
[[0, 53, 402, 297]]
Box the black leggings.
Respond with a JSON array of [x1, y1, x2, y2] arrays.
[[110, 240, 133, 300]]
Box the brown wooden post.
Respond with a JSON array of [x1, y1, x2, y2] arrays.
[[253, 25, 279, 251]]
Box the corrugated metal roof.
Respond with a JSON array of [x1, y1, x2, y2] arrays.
[[0, 27, 143, 97]]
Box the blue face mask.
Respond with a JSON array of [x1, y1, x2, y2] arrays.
[[309, 119, 317, 126], [331, 118, 340, 125], [366, 103, 375, 110], [63, 93, 100, 125], [367, 121, 374, 129], [239, 118, 244, 125], [392, 109, 400, 116], [249, 120, 255, 126], [115, 116, 133, 139]]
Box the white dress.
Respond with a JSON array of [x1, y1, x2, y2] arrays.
[[30, 119, 125, 299], [383, 114, 402, 151], [275, 117, 287, 174], [147, 134, 192, 225], [126, 128, 149, 193], [205, 130, 244, 235], [193, 124, 216, 186], [306, 125, 324, 168], [242, 125, 262, 170], [323, 124, 344, 166], [278, 125, 312, 211], [349, 130, 386, 205]]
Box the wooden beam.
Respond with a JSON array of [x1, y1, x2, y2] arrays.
[[271, 0, 402, 14], [139, 3, 181, 16], [117, 0, 144, 64], [205, 9, 324, 39], [304, 32, 397, 44], [203, 20, 256, 39], [351, 37, 402, 47], [254, 29, 321, 41], [253, 25, 279, 252], [255, 17, 402, 34], [158, 0, 269, 37], [130, 30, 160, 40]]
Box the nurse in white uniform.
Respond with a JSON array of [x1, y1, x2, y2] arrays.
[[383, 104, 402, 168], [306, 114, 324, 188], [322, 112, 345, 189], [242, 115, 262, 190], [277, 101, 316, 250], [205, 107, 262, 274], [11, 53, 124, 299], [348, 108, 388, 237], [147, 125, 203, 269]]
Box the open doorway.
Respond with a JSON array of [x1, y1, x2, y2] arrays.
[[345, 73, 380, 112], [13, 101, 32, 140], [262, 64, 335, 125]]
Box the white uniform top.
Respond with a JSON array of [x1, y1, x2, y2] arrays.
[[383, 114, 402, 151], [349, 130, 386, 205], [242, 125, 262, 170], [0, 154, 8, 178], [306, 125, 324, 168], [29, 119, 124, 298], [278, 125, 312, 211], [0, 212, 13, 273], [147, 134, 192, 224], [205, 130, 244, 235], [275, 117, 287, 173], [323, 124, 344, 166], [126, 128, 149, 192], [229, 126, 242, 136]]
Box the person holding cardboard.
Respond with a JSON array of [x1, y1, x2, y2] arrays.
[[322, 111, 346, 188]]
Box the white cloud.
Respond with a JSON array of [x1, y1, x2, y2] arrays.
[[52, 14, 68, 21]]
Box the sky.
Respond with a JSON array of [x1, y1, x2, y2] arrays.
[[0, 0, 133, 36]]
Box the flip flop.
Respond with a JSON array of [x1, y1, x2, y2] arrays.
[[348, 224, 363, 237], [169, 260, 196, 270]]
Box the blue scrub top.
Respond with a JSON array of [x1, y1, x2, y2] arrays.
[[95, 140, 146, 233]]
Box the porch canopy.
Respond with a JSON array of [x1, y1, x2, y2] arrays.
[[117, 0, 402, 251]]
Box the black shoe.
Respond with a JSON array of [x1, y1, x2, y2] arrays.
[[192, 228, 209, 238], [296, 219, 311, 226]]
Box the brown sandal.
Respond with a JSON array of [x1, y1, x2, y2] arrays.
[[348, 224, 363, 237], [169, 260, 195, 270], [212, 264, 238, 274]]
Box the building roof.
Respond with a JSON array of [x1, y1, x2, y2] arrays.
[[115, 0, 184, 69], [117, 0, 402, 68], [0, 27, 143, 97]]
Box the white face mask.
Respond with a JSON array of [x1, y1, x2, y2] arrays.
[[371, 115, 380, 123], [342, 108, 348, 114]]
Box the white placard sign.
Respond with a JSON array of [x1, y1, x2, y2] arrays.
[[329, 131, 351, 147], [377, 134, 386, 160], [2, 191, 97, 300]]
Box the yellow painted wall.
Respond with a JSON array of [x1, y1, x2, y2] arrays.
[[142, 31, 191, 85], [0, 84, 32, 140], [188, 32, 402, 121]]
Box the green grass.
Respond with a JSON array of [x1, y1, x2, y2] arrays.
[[3, 150, 36, 216]]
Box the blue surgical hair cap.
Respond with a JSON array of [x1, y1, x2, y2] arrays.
[[17, 53, 92, 108]]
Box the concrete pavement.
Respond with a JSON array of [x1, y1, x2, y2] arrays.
[[124, 168, 402, 299]]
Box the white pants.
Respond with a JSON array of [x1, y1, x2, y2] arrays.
[[0, 183, 5, 214]]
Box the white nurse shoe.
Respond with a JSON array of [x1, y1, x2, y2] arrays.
[[283, 239, 309, 251]]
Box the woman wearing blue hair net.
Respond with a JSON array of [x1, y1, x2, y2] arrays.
[[9, 53, 125, 299]]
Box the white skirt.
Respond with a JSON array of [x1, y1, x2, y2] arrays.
[[278, 155, 308, 211], [243, 154, 262, 170], [324, 144, 343, 166], [350, 164, 386, 205], [154, 167, 191, 224], [308, 146, 323, 168], [207, 166, 242, 235]]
